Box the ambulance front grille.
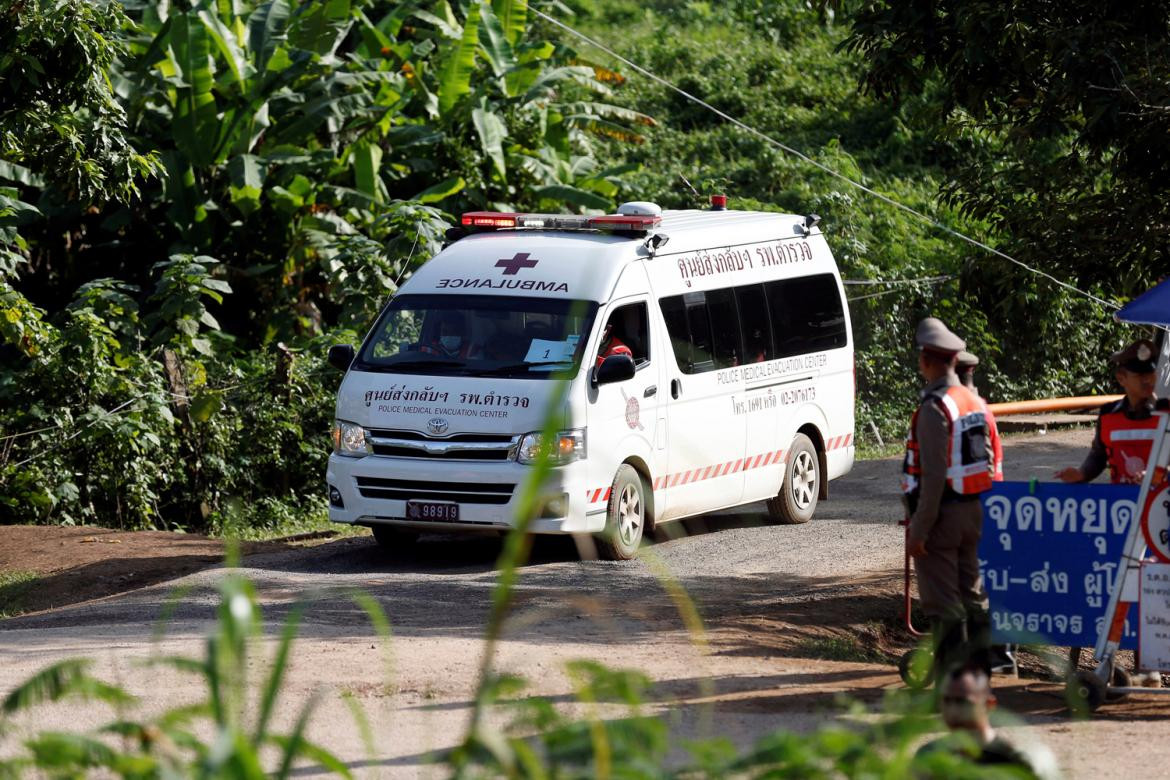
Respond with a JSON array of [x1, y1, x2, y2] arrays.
[[355, 476, 515, 505], [365, 429, 519, 461]]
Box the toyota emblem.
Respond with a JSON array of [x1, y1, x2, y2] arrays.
[[428, 417, 449, 435]]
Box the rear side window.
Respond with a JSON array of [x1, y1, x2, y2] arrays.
[[659, 273, 846, 374], [766, 274, 847, 356]]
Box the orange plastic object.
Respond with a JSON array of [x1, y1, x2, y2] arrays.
[[988, 395, 1122, 417]]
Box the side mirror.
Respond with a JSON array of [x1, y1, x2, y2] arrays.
[[328, 344, 355, 371], [594, 353, 636, 386]]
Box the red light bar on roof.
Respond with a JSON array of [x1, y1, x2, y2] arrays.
[[462, 212, 520, 227], [588, 214, 662, 230], [460, 212, 662, 232]]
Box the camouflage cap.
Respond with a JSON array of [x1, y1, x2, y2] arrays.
[[1111, 339, 1157, 373], [915, 317, 966, 356]]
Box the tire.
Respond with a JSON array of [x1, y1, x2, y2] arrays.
[[1066, 670, 1107, 714], [1106, 664, 1131, 701], [596, 464, 645, 560], [898, 647, 933, 690], [371, 524, 419, 550], [767, 433, 819, 524]]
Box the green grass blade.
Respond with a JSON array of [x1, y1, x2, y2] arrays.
[[273, 689, 325, 778], [253, 602, 305, 743]]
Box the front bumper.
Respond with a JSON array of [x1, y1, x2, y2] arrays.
[[326, 454, 605, 534]]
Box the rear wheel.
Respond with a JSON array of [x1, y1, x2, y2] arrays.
[[767, 433, 819, 524], [371, 524, 419, 550], [596, 464, 645, 560]]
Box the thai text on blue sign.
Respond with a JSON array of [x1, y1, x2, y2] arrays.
[[979, 481, 1139, 648]]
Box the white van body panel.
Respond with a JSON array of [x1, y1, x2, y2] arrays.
[[327, 208, 854, 537]]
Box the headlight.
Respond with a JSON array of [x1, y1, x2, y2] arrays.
[[332, 420, 370, 457], [516, 429, 586, 465]]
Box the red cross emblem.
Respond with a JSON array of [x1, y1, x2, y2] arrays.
[[495, 252, 538, 275]]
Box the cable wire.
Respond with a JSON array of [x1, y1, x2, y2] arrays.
[[533, 8, 1119, 312], [842, 275, 952, 286]]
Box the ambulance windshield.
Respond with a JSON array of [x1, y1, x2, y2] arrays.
[[355, 294, 598, 379]]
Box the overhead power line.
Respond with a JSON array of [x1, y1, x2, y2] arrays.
[[533, 8, 1119, 312], [843, 275, 953, 286]]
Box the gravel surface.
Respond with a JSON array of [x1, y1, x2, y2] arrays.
[[3, 426, 1168, 778]]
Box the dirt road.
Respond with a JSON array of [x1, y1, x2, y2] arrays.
[[2, 428, 1168, 777]]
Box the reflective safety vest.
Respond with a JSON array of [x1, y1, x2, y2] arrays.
[[902, 384, 994, 498], [976, 396, 1004, 482], [1100, 402, 1162, 484]]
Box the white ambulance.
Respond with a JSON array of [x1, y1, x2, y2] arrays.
[[326, 201, 854, 559]]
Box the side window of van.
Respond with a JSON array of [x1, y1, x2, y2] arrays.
[[766, 274, 847, 356], [707, 289, 741, 369], [735, 284, 772, 363], [659, 292, 716, 373], [661, 274, 846, 373], [598, 302, 650, 367]]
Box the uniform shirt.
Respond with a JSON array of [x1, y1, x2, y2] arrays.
[[908, 373, 960, 544], [596, 336, 633, 368], [1077, 397, 1167, 483]]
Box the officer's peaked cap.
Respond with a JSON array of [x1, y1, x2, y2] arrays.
[[915, 317, 966, 356], [956, 350, 979, 368], [1111, 339, 1157, 373]]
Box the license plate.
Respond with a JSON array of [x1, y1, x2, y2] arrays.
[[406, 500, 459, 522]]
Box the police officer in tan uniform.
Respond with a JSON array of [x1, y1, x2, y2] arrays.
[[903, 318, 995, 675]]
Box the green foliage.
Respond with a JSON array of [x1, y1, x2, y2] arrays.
[[0, 0, 158, 206], [1, 0, 647, 532], [565, 0, 1142, 441]]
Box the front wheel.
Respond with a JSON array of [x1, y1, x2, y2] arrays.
[[767, 433, 819, 524], [596, 464, 645, 560]]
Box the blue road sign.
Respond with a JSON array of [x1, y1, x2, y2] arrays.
[[979, 481, 1140, 648]]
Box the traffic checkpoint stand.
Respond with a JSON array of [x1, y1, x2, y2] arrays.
[[1074, 410, 1170, 711]]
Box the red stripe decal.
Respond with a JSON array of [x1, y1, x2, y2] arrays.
[[761, 451, 774, 466], [670, 472, 682, 487], [845, 433, 852, 447], [702, 465, 714, 481], [603, 488, 612, 502], [775, 449, 785, 461]]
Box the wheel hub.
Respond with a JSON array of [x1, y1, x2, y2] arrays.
[[617, 483, 642, 545], [791, 451, 816, 509]]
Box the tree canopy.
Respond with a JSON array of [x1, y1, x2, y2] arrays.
[[843, 0, 1170, 294]]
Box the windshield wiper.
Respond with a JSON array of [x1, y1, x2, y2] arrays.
[[479, 361, 576, 375], [357, 359, 467, 372]]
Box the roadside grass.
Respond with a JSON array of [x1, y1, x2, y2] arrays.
[[0, 569, 39, 618], [793, 632, 889, 664], [855, 438, 904, 461], [208, 496, 367, 542]]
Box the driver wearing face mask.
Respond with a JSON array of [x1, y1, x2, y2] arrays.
[[422, 313, 477, 359]]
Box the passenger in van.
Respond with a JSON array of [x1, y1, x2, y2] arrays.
[[596, 318, 633, 368], [746, 326, 768, 363], [422, 313, 478, 359]]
